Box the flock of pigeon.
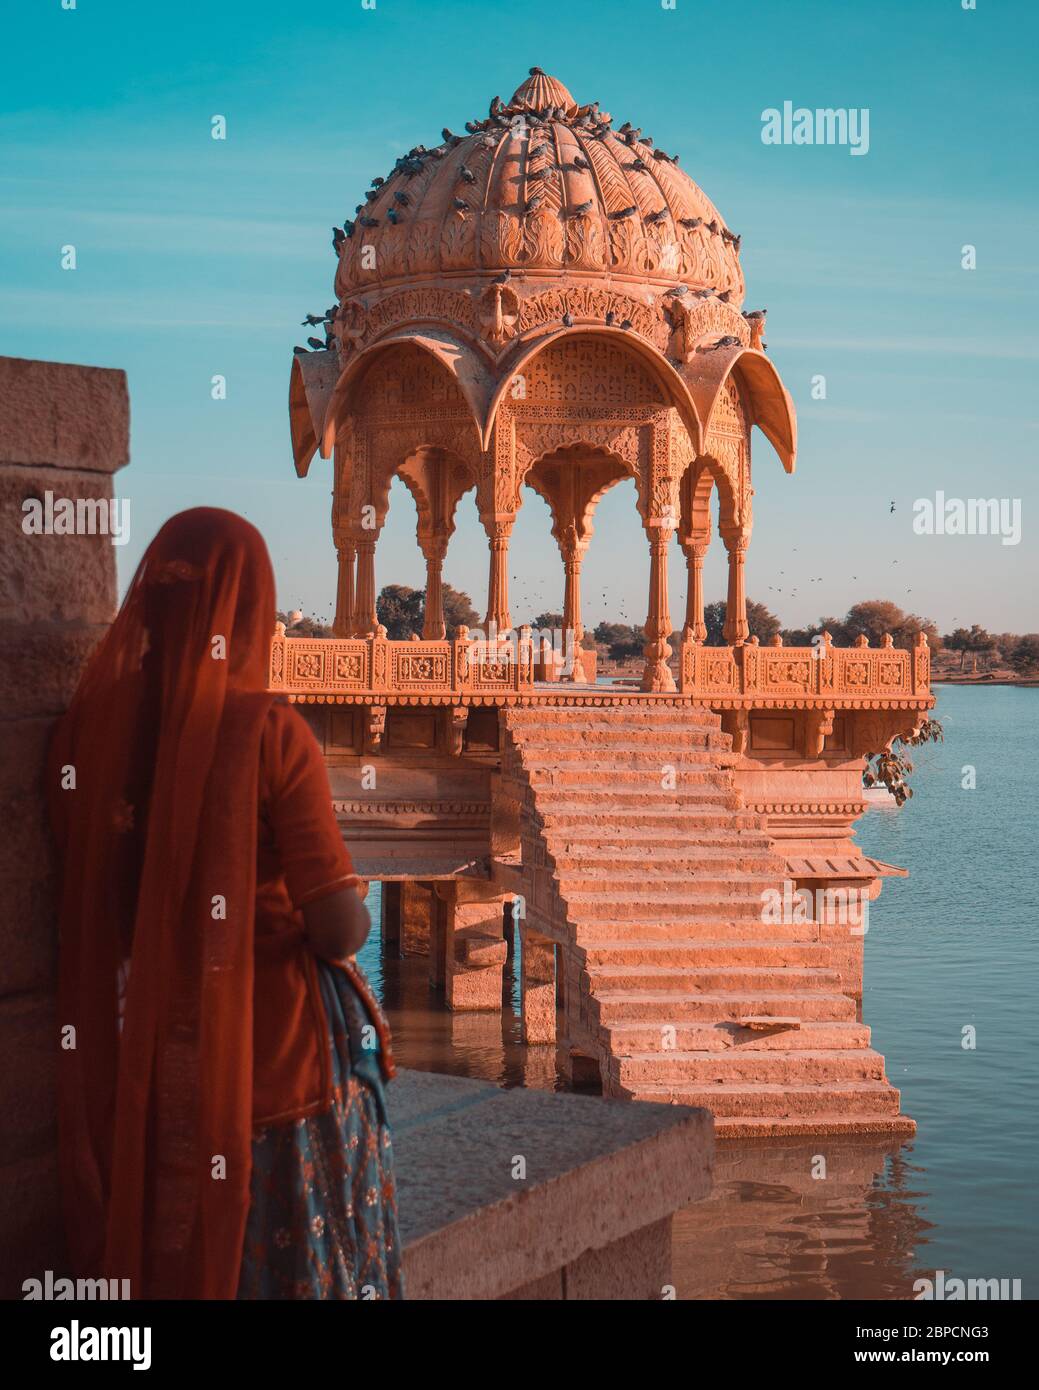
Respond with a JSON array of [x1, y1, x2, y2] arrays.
[[295, 69, 756, 357]]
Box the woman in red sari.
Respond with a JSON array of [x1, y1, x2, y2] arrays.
[[50, 507, 402, 1300]]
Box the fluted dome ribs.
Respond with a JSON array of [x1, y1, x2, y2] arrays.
[[332, 71, 745, 304]]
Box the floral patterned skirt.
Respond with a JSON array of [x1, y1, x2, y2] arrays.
[[237, 961, 403, 1299]]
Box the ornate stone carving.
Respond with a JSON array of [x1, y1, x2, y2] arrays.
[[477, 281, 520, 348], [349, 287, 482, 345], [518, 336, 665, 405], [667, 296, 750, 362], [517, 286, 667, 351], [679, 641, 922, 705], [394, 648, 451, 687]]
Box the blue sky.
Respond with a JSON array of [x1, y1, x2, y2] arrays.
[[2, 0, 1036, 633]]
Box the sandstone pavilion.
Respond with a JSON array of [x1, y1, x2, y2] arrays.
[[278, 70, 933, 1137]]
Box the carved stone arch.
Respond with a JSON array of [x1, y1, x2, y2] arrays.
[[393, 457, 434, 536], [514, 423, 647, 513], [523, 443, 632, 549], [703, 373, 752, 531], [679, 462, 718, 547], [365, 428, 479, 528], [483, 325, 705, 453], [397, 444, 477, 543], [680, 345, 796, 477], [320, 333, 487, 459], [690, 450, 743, 534]]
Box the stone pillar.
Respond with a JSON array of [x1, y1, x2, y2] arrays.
[[0, 355, 129, 1297], [401, 880, 433, 957], [520, 926, 557, 1044], [722, 531, 749, 645], [682, 538, 708, 644], [430, 886, 449, 989], [641, 523, 677, 693], [560, 531, 591, 682], [381, 880, 402, 955], [447, 883, 509, 1011], [333, 535, 357, 637], [420, 535, 448, 640], [483, 516, 513, 635], [354, 532, 379, 636]]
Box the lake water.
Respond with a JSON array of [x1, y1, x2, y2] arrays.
[[358, 686, 1038, 1300]]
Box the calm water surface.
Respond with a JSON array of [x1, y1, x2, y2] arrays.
[[357, 686, 1038, 1299]]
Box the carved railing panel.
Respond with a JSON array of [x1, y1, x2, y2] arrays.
[[269, 630, 535, 700], [680, 636, 932, 705]]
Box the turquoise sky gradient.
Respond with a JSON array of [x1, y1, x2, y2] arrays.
[[2, 0, 1036, 632]]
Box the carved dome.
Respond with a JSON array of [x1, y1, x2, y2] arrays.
[[334, 69, 745, 308]]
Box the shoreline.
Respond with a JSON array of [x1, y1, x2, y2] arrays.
[[933, 676, 1039, 687]]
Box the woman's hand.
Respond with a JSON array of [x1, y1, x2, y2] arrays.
[[303, 885, 371, 961]]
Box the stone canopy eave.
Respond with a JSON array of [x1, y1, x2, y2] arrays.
[[484, 325, 706, 456], [289, 349, 341, 477], [681, 344, 797, 474], [319, 330, 493, 459]]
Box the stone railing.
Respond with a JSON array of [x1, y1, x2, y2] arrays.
[[269, 623, 535, 701], [679, 631, 932, 705]]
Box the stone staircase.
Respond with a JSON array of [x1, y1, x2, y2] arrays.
[[502, 703, 913, 1138]]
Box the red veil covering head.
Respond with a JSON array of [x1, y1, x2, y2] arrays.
[[51, 507, 278, 1299]]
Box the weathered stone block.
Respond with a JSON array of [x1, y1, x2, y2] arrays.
[[390, 1068, 712, 1300], [0, 466, 119, 624], [0, 356, 128, 474], [564, 1215, 671, 1299], [0, 619, 106, 720]]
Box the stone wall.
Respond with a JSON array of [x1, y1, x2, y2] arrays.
[[0, 355, 128, 1297]]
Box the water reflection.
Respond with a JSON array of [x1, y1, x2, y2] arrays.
[[673, 1140, 934, 1300], [358, 891, 935, 1300], [358, 908, 590, 1093]]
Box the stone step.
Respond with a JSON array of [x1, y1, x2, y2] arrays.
[[526, 769, 735, 790], [585, 963, 843, 992], [531, 788, 742, 810], [551, 854, 788, 876], [614, 1048, 888, 1086], [508, 738, 732, 758], [505, 707, 721, 729], [602, 1020, 871, 1052], [504, 701, 911, 1136], [565, 893, 768, 920], [573, 918, 823, 944], [537, 809, 762, 832], [542, 827, 774, 851], [621, 1080, 902, 1119], [561, 875, 781, 899], [711, 1112, 917, 1138], [593, 990, 857, 1023], [579, 939, 833, 967]]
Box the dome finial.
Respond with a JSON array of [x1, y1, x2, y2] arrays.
[[509, 70, 577, 114]]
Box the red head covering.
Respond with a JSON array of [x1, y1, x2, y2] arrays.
[[51, 508, 277, 1298]]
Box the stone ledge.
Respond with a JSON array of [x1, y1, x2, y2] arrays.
[[389, 1068, 712, 1299]]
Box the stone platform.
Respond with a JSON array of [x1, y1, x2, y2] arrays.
[[389, 1068, 713, 1299]]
